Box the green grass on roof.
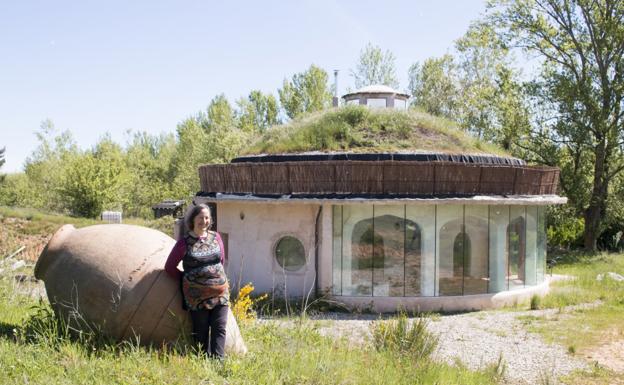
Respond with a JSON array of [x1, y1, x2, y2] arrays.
[[244, 106, 509, 156]]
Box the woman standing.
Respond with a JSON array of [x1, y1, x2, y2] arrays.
[[165, 204, 229, 358]]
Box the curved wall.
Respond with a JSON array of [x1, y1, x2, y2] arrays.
[[331, 204, 547, 298], [198, 161, 560, 196]]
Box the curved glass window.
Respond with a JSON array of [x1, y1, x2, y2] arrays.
[[437, 206, 463, 296], [373, 207, 407, 297], [332, 204, 548, 297], [508, 207, 526, 289], [405, 220, 423, 296], [350, 217, 375, 295], [464, 206, 489, 295], [275, 236, 306, 272]]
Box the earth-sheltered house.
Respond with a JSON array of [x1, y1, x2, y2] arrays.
[[194, 86, 566, 312]]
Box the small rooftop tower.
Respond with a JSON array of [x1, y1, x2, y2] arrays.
[[342, 84, 410, 110]]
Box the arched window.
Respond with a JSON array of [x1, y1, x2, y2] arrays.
[[507, 215, 526, 289], [453, 229, 471, 277], [349, 218, 375, 295], [344, 213, 422, 297], [438, 218, 466, 296], [405, 221, 422, 296]]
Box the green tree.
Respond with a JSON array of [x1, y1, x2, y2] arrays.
[[0, 147, 5, 184], [170, 117, 210, 197], [407, 22, 530, 151], [491, 66, 531, 151], [352, 43, 400, 89], [0, 173, 31, 207], [124, 131, 177, 217], [59, 136, 130, 218], [490, 0, 624, 250], [408, 55, 459, 119], [170, 107, 249, 198], [278, 65, 332, 119], [455, 22, 514, 141], [202, 94, 236, 133], [23, 119, 78, 211], [236, 90, 280, 132]]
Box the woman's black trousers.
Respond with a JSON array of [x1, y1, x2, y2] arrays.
[[190, 304, 228, 358]]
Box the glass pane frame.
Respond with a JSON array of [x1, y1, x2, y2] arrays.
[[341, 205, 374, 296], [525, 206, 538, 286], [405, 205, 435, 296], [332, 206, 342, 295], [330, 203, 549, 298], [508, 206, 526, 290], [372, 206, 405, 297], [463, 205, 489, 295], [436, 205, 465, 296]]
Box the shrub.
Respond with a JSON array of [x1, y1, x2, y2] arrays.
[[530, 294, 542, 310], [546, 205, 584, 249], [231, 283, 267, 323], [370, 311, 439, 362]]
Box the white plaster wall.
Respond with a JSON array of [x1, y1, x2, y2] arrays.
[[318, 203, 333, 293], [216, 202, 321, 298]]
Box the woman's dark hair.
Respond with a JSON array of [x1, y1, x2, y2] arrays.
[[185, 203, 212, 232]]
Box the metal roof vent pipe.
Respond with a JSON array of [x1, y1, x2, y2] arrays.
[[332, 69, 339, 107]]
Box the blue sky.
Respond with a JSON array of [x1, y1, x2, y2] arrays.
[[0, 0, 488, 173]]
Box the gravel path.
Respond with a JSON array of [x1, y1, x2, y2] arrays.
[[425, 309, 588, 384], [288, 306, 594, 385]]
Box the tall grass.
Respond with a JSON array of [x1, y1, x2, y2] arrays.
[[245, 106, 508, 156], [370, 311, 439, 362], [0, 269, 499, 384], [542, 253, 624, 309], [0, 208, 508, 384], [519, 252, 624, 383]]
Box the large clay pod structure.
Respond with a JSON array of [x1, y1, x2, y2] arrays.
[[34, 224, 247, 354]]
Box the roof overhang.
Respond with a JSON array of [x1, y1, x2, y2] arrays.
[[195, 193, 567, 206]]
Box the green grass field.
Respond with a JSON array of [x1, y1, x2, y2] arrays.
[[0, 207, 501, 385], [1, 206, 623, 384], [0, 270, 501, 385]]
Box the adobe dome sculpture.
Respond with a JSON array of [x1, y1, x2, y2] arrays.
[[195, 105, 565, 312]]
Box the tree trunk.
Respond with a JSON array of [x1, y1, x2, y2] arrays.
[[584, 140, 609, 251], [584, 203, 601, 251]]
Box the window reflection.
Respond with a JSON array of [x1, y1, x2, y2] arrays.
[[437, 206, 464, 296], [332, 204, 546, 297], [537, 206, 547, 282], [464, 206, 489, 294], [525, 206, 538, 286], [405, 221, 422, 296], [332, 206, 342, 295], [342, 206, 374, 296], [373, 207, 405, 296], [350, 217, 374, 296], [508, 207, 526, 290]]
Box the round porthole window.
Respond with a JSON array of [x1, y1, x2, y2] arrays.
[[275, 236, 306, 272]]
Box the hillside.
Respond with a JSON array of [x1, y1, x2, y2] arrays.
[[244, 106, 509, 157]]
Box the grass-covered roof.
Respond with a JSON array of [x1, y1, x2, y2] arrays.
[[244, 106, 509, 157]]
